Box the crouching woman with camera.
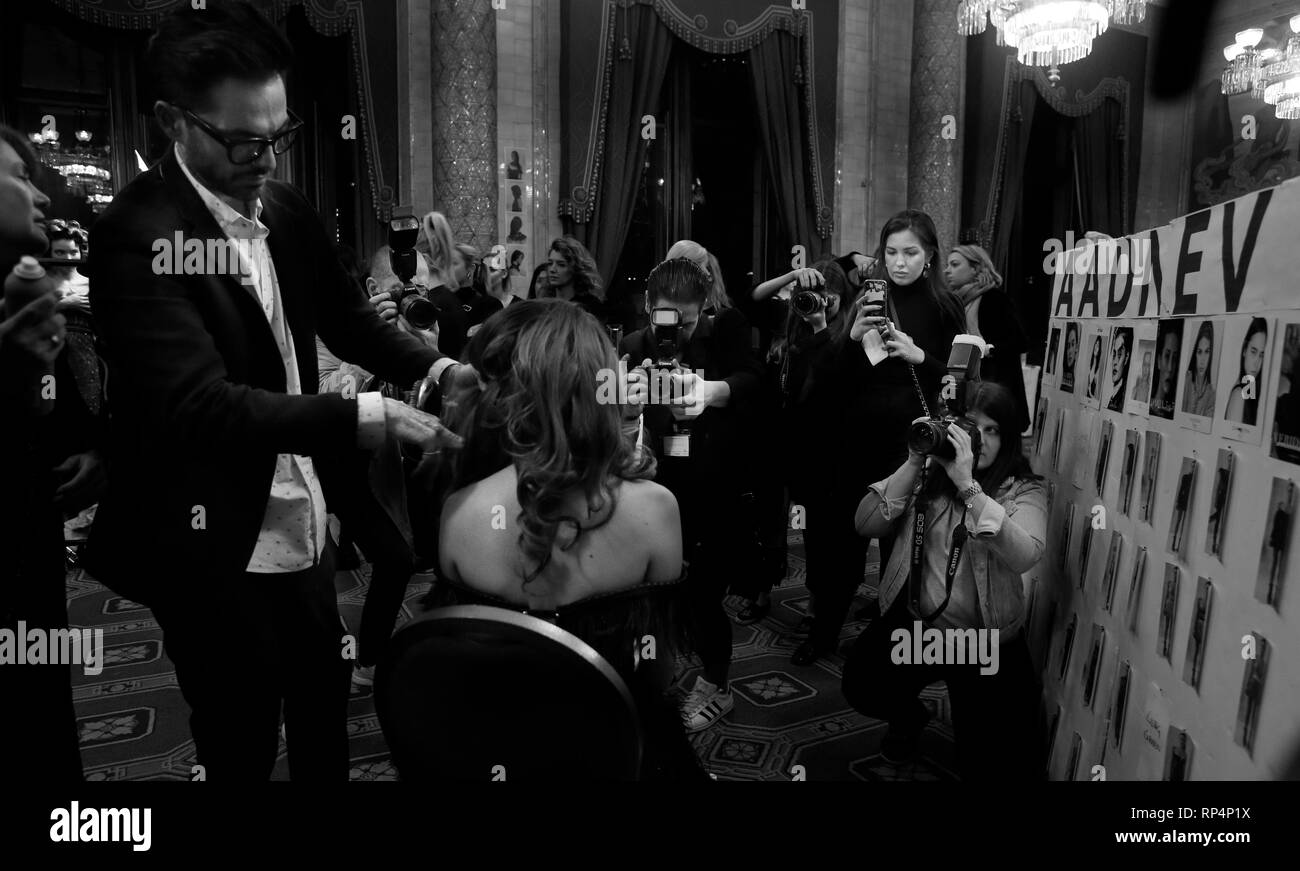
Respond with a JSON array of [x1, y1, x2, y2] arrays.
[[840, 382, 1046, 781]]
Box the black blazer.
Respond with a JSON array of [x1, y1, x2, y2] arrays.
[[84, 147, 441, 602]]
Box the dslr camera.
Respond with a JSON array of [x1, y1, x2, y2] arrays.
[[791, 290, 828, 317], [650, 306, 682, 367], [906, 335, 987, 461], [387, 215, 439, 330]]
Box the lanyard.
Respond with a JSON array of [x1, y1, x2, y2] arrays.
[[907, 466, 969, 623]]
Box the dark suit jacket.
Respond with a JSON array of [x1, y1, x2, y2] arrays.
[[84, 148, 441, 602], [619, 308, 764, 545]]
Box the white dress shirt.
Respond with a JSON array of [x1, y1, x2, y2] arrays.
[[177, 147, 335, 572]]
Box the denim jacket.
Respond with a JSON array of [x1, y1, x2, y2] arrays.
[[856, 470, 1047, 635]]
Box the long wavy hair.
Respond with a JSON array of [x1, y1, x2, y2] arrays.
[[665, 239, 732, 312], [921, 381, 1041, 503], [840, 209, 966, 345], [418, 211, 456, 288], [441, 299, 655, 588], [541, 235, 604, 301], [949, 244, 1003, 296]]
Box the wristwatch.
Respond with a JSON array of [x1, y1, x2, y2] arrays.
[[959, 482, 983, 508]]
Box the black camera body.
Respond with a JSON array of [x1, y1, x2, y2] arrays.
[[907, 339, 984, 461], [388, 216, 439, 331], [792, 290, 827, 317], [650, 306, 682, 367]]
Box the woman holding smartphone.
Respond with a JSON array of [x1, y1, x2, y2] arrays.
[[790, 210, 964, 665]]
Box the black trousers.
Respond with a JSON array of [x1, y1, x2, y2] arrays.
[[801, 495, 869, 649], [335, 504, 416, 669], [841, 597, 1043, 781], [151, 544, 350, 781], [686, 538, 734, 682]]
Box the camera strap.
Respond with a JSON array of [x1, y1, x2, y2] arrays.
[[907, 466, 969, 624], [883, 289, 933, 420]]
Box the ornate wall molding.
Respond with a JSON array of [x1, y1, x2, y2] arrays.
[[983, 56, 1132, 250], [559, 0, 832, 239], [41, 0, 394, 221]]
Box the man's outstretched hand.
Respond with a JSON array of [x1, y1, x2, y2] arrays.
[[382, 396, 464, 454]]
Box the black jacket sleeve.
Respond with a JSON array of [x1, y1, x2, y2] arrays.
[[711, 309, 763, 409]]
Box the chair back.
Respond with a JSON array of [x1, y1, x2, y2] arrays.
[[375, 605, 643, 781]]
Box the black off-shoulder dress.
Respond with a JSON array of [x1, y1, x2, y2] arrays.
[[420, 570, 710, 781]]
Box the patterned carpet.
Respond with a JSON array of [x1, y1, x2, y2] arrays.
[[65, 530, 957, 781]]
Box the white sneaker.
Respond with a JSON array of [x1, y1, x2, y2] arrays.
[[351, 665, 376, 687], [680, 676, 733, 732]]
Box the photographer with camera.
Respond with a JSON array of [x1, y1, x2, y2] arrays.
[[841, 373, 1046, 780], [799, 212, 965, 659], [772, 259, 869, 662], [619, 258, 764, 732]]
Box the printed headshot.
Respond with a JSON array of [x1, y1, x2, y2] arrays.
[[1046, 326, 1061, 376], [1150, 318, 1184, 420], [1180, 319, 1221, 419], [1224, 318, 1268, 426], [1106, 326, 1133, 412], [1061, 322, 1080, 393], [506, 149, 524, 180], [1131, 339, 1154, 402], [1084, 333, 1104, 402], [1269, 322, 1300, 464]]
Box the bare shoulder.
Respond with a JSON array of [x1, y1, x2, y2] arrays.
[[615, 478, 680, 529]]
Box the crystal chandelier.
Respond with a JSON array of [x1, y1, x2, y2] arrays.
[[958, 1, 1148, 69], [1222, 16, 1300, 121], [27, 126, 114, 212]]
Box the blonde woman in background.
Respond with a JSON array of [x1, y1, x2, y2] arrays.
[[665, 239, 732, 314], [411, 211, 472, 358], [944, 244, 1029, 434]]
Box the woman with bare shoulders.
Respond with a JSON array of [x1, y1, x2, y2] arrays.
[[423, 298, 707, 780]]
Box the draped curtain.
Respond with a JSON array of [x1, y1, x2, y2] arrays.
[[660, 49, 694, 255], [991, 80, 1041, 271], [1073, 97, 1124, 235], [749, 31, 826, 260], [999, 85, 1126, 366], [565, 4, 674, 287]]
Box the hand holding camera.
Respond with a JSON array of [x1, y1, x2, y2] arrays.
[[369, 291, 399, 324], [669, 370, 715, 419], [621, 354, 654, 418], [932, 423, 977, 492]]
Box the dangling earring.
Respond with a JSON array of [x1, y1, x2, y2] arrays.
[[923, 262, 930, 277]]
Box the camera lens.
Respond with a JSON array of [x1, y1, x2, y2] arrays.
[[907, 417, 955, 460], [401, 293, 439, 330], [792, 291, 824, 316]]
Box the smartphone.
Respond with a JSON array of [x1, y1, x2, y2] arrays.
[[861, 279, 888, 333]]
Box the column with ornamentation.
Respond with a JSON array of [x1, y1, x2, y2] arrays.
[[431, 0, 498, 247], [907, 0, 965, 250]]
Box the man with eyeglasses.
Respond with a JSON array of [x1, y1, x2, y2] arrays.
[[83, 1, 463, 781]]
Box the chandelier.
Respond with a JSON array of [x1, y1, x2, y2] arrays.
[[1222, 16, 1300, 121], [958, 1, 1148, 69], [27, 127, 114, 213]]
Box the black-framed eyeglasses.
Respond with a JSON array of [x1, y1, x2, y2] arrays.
[[177, 106, 303, 165]]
